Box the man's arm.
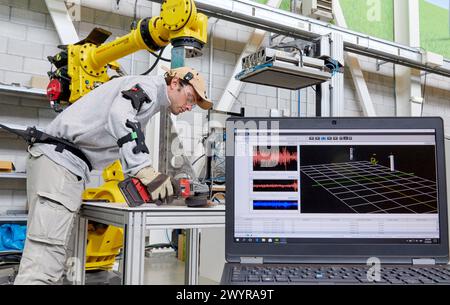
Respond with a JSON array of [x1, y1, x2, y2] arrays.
[[106, 82, 153, 175], [106, 81, 177, 203]]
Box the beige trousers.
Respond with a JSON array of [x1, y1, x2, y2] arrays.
[[14, 149, 84, 285]]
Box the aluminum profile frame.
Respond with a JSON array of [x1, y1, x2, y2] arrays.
[[149, 0, 450, 78]]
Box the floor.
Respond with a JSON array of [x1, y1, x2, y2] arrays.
[[143, 252, 218, 285], [0, 251, 219, 285]]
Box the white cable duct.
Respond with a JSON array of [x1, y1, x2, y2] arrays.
[[209, 18, 220, 102], [45, 0, 79, 44]]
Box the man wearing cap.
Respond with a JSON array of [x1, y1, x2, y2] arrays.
[[14, 66, 212, 285]]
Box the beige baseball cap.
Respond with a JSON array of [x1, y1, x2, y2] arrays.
[[161, 66, 213, 110]]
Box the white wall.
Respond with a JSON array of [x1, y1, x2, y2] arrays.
[[0, 0, 153, 214]]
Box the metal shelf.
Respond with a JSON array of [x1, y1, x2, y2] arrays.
[[0, 82, 41, 258], [0, 250, 22, 255], [0, 83, 46, 100], [0, 215, 28, 222], [0, 173, 27, 179]]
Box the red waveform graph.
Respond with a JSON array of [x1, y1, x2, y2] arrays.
[[253, 179, 299, 192], [253, 146, 298, 171]]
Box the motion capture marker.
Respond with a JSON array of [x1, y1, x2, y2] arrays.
[[389, 154, 395, 172]]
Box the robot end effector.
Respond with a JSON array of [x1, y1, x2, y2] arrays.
[[145, 0, 208, 56]]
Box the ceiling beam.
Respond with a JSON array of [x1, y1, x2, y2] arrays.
[[45, 0, 79, 44], [147, 0, 450, 78]]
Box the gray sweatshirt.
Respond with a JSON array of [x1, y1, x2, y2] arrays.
[[34, 75, 170, 182]]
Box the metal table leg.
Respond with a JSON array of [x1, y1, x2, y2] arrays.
[[123, 211, 146, 285], [185, 228, 200, 285], [72, 216, 88, 285]]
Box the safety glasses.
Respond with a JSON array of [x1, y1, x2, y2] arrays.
[[182, 85, 198, 109]]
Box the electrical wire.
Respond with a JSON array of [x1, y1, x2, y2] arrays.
[[130, 0, 138, 29], [421, 72, 428, 117], [203, 177, 225, 182], [214, 159, 225, 167], [143, 229, 177, 251], [191, 154, 205, 166], [143, 234, 178, 251], [166, 229, 177, 250], [149, 50, 171, 62], [141, 47, 166, 75], [325, 59, 341, 77], [144, 243, 172, 249], [210, 192, 225, 204]]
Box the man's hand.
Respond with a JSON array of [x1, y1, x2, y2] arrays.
[[135, 166, 179, 204]]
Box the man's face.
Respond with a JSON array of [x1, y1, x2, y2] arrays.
[[167, 77, 199, 115]]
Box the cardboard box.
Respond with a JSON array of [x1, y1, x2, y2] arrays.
[[31, 76, 49, 89], [0, 161, 15, 172], [177, 233, 185, 262]]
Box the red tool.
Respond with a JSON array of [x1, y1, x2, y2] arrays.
[[119, 177, 209, 207], [118, 177, 152, 207], [119, 177, 185, 207], [179, 178, 193, 199]]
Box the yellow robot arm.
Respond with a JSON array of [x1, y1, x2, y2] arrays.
[[46, 0, 208, 111]]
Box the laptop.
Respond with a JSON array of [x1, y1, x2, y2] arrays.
[[221, 117, 450, 285]]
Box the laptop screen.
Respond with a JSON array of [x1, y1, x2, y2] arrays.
[[233, 128, 440, 246]]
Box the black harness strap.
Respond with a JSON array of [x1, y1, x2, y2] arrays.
[[121, 83, 152, 112], [117, 120, 149, 154], [0, 124, 93, 171]]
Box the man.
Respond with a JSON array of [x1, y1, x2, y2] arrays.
[[14, 66, 212, 285]]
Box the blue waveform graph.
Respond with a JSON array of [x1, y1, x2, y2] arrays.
[[253, 200, 298, 210]]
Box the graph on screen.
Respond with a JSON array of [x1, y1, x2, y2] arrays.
[[253, 179, 299, 192], [253, 146, 298, 171]]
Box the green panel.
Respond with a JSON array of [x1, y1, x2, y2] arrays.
[[249, 0, 450, 59], [280, 0, 291, 11], [340, 0, 394, 41], [420, 0, 450, 58]]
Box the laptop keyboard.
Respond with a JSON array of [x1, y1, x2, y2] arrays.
[[231, 265, 450, 284]]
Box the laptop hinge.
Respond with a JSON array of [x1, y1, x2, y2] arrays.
[[412, 258, 436, 265], [240, 257, 263, 264]]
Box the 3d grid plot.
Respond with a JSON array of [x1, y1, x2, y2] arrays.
[[300, 161, 437, 214]]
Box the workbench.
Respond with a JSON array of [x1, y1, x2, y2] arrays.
[[72, 202, 225, 285]]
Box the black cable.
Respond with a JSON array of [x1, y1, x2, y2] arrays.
[[191, 153, 206, 166], [141, 47, 166, 75], [144, 243, 173, 249], [149, 50, 171, 62], [130, 0, 170, 63], [166, 229, 177, 250], [130, 0, 138, 29]]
